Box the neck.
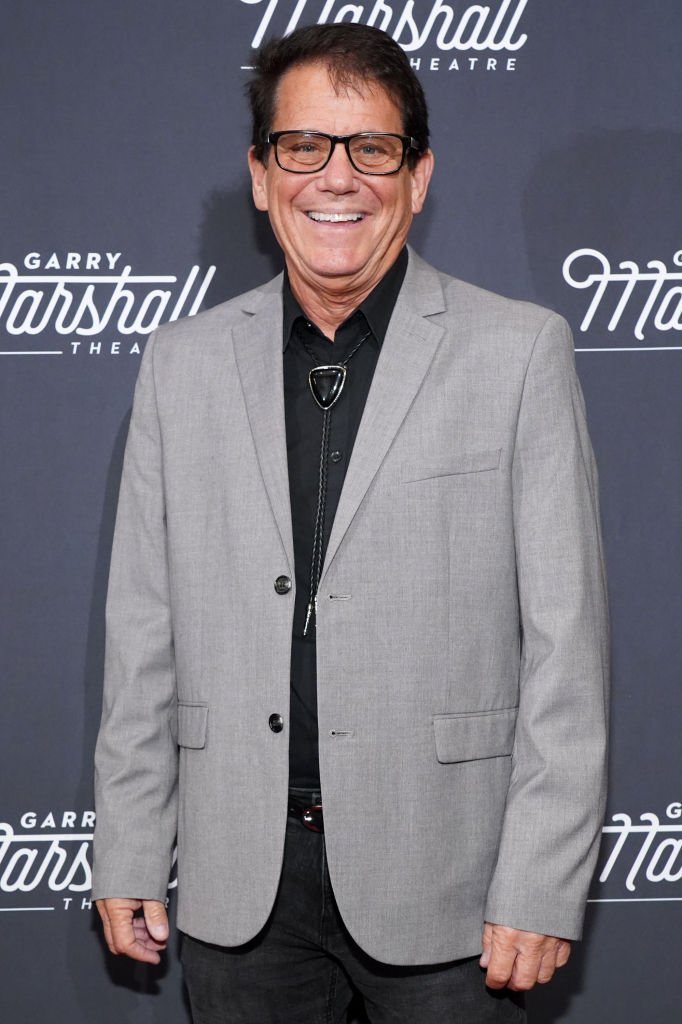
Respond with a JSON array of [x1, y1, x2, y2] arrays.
[[288, 274, 375, 340]]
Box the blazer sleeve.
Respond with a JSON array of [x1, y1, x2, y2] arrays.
[[92, 331, 178, 902], [484, 312, 610, 940]]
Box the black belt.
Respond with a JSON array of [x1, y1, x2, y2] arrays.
[[288, 793, 324, 833]]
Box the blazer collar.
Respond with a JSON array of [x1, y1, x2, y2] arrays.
[[232, 285, 294, 571], [320, 247, 447, 582], [231, 247, 448, 581]]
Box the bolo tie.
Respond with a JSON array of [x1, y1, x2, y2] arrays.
[[300, 325, 372, 636]]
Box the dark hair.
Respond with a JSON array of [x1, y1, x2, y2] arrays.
[[247, 23, 430, 169]]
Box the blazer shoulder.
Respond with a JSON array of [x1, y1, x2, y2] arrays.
[[405, 250, 573, 380], [406, 247, 565, 339], [441, 273, 563, 336]]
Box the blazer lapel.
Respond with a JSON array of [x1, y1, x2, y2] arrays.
[[232, 281, 295, 572], [320, 251, 447, 583]]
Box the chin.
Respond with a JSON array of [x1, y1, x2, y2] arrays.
[[306, 252, 373, 281]]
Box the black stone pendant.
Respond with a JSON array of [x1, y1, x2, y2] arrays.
[[309, 364, 346, 410]]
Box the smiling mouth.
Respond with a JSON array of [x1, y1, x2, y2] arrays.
[[306, 212, 365, 223]]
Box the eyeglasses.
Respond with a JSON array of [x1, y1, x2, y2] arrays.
[[267, 131, 419, 175]]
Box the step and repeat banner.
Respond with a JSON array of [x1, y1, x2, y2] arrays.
[[1, 2, 680, 1021]]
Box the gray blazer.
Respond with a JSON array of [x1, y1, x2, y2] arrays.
[[93, 249, 609, 965]]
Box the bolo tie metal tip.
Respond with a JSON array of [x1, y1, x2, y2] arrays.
[[303, 596, 318, 636]]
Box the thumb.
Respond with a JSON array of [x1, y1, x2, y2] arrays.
[[479, 921, 493, 967], [143, 900, 169, 941]]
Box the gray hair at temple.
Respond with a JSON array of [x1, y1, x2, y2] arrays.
[[247, 23, 430, 169]]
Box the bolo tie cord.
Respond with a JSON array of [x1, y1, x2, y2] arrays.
[[300, 328, 372, 636]]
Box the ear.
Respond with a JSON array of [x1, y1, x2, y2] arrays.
[[410, 149, 435, 215], [248, 147, 269, 212]]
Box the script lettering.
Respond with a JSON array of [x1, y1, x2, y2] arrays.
[[0, 263, 216, 346], [240, 0, 528, 51], [563, 249, 682, 342], [0, 827, 92, 893], [598, 812, 682, 892]]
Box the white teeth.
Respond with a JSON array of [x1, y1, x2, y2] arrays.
[[307, 212, 364, 222]]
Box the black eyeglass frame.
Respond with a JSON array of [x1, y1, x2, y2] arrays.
[[266, 131, 420, 175]]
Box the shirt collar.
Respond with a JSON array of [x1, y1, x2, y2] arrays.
[[282, 247, 408, 351]]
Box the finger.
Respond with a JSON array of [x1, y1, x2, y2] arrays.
[[132, 917, 168, 951], [143, 899, 169, 943], [96, 900, 109, 934], [479, 922, 493, 968], [508, 935, 566, 991], [96, 898, 163, 964], [97, 898, 136, 956], [113, 926, 164, 965], [108, 910, 137, 954], [536, 950, 558, 985], [507, 949, 544, 991], [535, 939, 571, 984], [107, 900, 161, 963], [485, 941, 517, 990], [96, 901, 115, 954]]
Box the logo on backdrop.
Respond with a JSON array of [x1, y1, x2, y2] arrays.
[[0, 252, 216, 358], [1, 805, 680, 912], [239, 0, 528, 73], [563, 248, 682, 350], [0, 811, 176, 913], [590, 803, 682, 903]]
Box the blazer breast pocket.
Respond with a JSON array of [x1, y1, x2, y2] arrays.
[[433, 706, 517, 763], [402, 448, 501, 484], [177, 702, 208, 749]]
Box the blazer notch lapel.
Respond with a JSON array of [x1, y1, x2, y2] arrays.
[[321, 306, 445, 583], [232, 291, 294, 570]]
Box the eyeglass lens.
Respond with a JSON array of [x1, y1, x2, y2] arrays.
[[275, 133, 405, 173]]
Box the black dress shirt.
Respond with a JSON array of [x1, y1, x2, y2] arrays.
[[283, 249, 408, 788]]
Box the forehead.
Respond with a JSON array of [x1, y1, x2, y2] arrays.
[[271, 62, 404, 132]]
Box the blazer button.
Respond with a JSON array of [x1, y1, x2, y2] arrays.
[[269, 713, 284, 733], [274, 575, 292, 595]]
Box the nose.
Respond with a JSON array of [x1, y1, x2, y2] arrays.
[[317, 140, 359, 193]]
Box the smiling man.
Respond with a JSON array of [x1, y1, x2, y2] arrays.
[[93, 23, 609, 1024], [248, 60, 431, 338]]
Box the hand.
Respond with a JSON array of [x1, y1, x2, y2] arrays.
[[480, 921, 571, 991], [96, 897, 169, 964]]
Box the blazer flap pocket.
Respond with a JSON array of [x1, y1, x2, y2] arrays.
[[404, 448, 501, 483], [177, 702, 208, 749], [433, 707, 517, 763]]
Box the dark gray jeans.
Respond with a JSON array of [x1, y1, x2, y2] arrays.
[[181, 792, 525, 1024]]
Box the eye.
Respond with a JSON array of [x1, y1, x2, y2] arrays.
[[279, 134, 327, 156], [291, 140, 324, 155], [349, 135, 401, 166], [358, 141, 388, 156]]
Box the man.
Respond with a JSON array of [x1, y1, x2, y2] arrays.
[[93, 23, 609, 1024]]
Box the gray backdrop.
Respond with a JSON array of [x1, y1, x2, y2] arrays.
[[1, 1, 680, 1021]]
